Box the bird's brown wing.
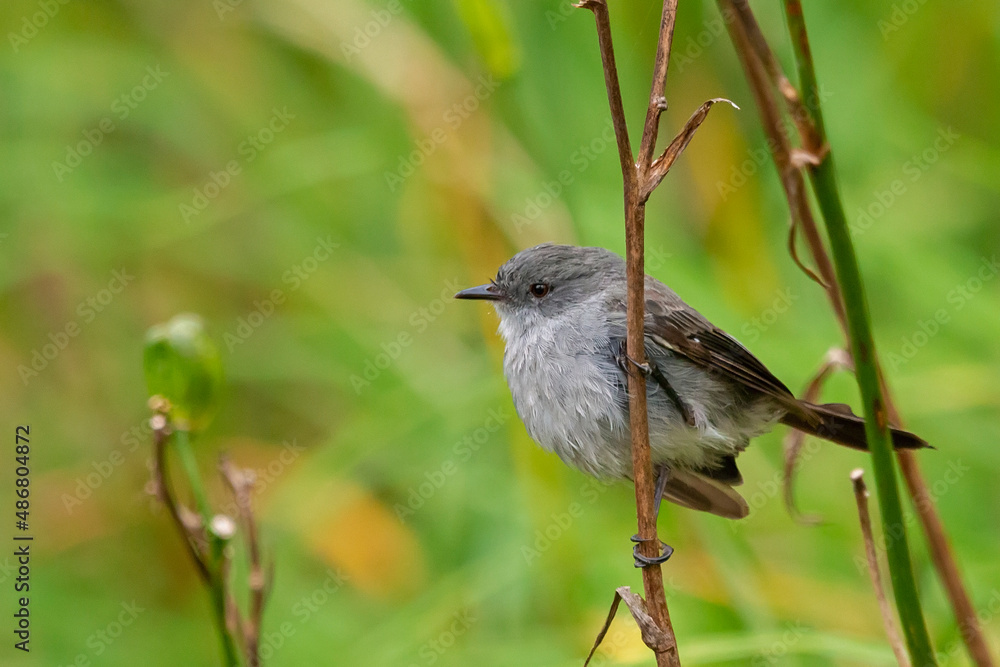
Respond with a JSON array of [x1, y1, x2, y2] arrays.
[[642, 295, 813, 421], [659, 469, 749, 519]]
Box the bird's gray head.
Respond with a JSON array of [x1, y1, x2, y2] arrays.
[[454, 244, 624, 325]]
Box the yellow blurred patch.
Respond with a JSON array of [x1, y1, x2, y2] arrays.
[[674, 76, 782, 308], [663, 543, 731, 605], [304, 484, 427, 600], [896, 363, 1000, 413], [757, 568, 881, 636], [580, 606, 648, 665], [453, 0, 521, 79]]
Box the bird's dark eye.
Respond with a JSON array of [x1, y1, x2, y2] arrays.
[[529, 283, 550, 298]]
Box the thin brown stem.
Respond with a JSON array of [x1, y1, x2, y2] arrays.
[[578, 1, 684, 665], [636, 0, 679, 175], [894, 419, 994, 667], [629, 1, 682, 662], [729, 0, 823, 155], [575, 0, 637, 194], [718, 0, 848, 332], [722, 1, 992, 663], [625, 203, 679, 667], [642, 98, 736, 202], [852, 470, 911, 667], [151, 412, 212, 583], [221, 458, 267, 667], [150, 402, 242, 666]]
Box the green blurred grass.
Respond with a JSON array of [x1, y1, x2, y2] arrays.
[[1, 0, 999, 665]]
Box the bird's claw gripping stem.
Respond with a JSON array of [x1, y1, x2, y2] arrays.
[[614, 343, 697, 427], [631, 534, 674, 567]]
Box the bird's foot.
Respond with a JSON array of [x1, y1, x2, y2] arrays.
[[612, 342, 650, 378], [631, 534, 674, 568], [613, 344, 697, 427]]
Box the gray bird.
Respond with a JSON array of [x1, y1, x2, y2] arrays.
[[456, 244, 926, 521]]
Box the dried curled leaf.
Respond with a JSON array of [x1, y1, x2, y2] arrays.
[[642, 97, 740, 201], [584, 586, 675, 666]]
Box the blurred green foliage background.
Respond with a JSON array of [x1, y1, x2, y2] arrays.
[[1, 0, 999, 665]]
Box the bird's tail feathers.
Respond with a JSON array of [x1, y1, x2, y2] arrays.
[[660, 469, 749, 520], [781, 402, 929, 451]]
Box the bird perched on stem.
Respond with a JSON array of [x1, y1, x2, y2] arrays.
[[457, 244, 927, 520]]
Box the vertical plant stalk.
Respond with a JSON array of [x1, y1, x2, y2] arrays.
[[810, 148, 935, 664], [780, 3, 994, 664], [152, 411, 211, 584], [149, 400, 269, 667], [221, 458, 269, 667], [718, 0, 846, 331], [717, 2, 977, 665], [151, 413, 242, 667], [577, 3, 679, 664], [779, 9, 993, 665], [852, 469, 912, 667], [716, 6, 989, 661], [577, 1, 731, 664], [174, 429, 214, 529]]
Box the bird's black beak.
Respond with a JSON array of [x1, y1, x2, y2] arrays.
[[454, 283, 502, 301]]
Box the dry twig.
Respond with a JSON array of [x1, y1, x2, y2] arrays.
[[221, 458, 270, 667], [149, 398, 270, 666], [576, 1, 733, 664], [719, 1, 992, 664], [852, 469, 911, 667]]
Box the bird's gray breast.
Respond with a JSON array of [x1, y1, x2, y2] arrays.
[[495, 298, 784, 481], [498, 305, 630, 478]]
